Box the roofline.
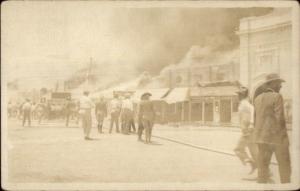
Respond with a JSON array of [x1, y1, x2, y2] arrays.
[[236, 22, 291, 35]]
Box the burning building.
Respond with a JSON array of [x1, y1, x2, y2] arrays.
[[155, 45, 240, 126], [162, 46, 239, 88]]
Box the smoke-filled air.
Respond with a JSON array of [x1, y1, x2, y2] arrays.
[[3, 3, 272, 91]]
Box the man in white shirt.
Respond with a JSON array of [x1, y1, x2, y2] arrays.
[[120, 93, 135, 134], [22, 99, 32, 127], [108, 94, 121, 133], [234, 87, 258, 174], [79, 91, 95, 140]]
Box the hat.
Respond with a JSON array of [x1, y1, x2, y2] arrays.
[[235, 86, 248, 95], [264, 73, 285, 84], [140, 92, 152, 99], [250, 73, 285, 102]]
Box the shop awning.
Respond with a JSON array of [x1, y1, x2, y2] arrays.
[[190, 86, 239, 97], [132, 88, 170, 103], [163, 87, 189, 104], [90, 79, 139, 99]]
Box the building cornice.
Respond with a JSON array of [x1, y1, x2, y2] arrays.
[[236, 22, 291, 35]]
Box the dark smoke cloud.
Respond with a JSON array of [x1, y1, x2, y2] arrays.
[[108, 8, 273, 75]]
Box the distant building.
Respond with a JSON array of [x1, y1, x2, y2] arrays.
[[165, 47, 239, 88], [237, 8, 292, 123], [159, 47, 240, 126]]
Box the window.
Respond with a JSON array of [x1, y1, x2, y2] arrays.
[[254, 48, 278, 76], [176, 75, 182, 84], [216, 72, 225, 81]]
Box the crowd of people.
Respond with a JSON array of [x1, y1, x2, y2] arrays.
[[7, 72, 292, 184], [78, 91, 155, 144], [7, 98, 79, 126], [8, 90, 156, 144], [8, 98, 50, 126]]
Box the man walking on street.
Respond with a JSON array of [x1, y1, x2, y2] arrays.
[[79, 91, 95, 140], [108, 93, 121, 133], [95, 96, 107, 133], [234, 87, 257, 175], [253, 73, 291, 183], [138, 92, 155, 144], [22, 99, 32, 127]]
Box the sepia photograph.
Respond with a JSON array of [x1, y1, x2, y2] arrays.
[[1, 1, 300, 190]]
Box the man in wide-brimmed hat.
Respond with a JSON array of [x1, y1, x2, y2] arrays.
[[234, 86, 258, 176], [253, 73, 291, 183], [137, 92, 155, 143]]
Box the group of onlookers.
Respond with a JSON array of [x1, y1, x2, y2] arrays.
[[8, 99, 48, 126], [8, 91, 156, 144], [8, 98, 79, 127], [7, 72, 292, 184], [78, 91, 155, 143]]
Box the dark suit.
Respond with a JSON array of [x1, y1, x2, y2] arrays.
[[254, 88, 291, 183], [95, 101, 107, 133], [138, 100, 155, 143]]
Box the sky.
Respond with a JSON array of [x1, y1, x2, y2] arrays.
[[2, 2, 273, 90]]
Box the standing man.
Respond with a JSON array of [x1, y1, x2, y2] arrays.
[[137, 99, 144, 141], [234, 87, 257, 174], [108, 93, 121, 133], [120, 93, 135, 134], [79, 91, 95, 140], [253, 73, 291, 183], [138, 92, 155, 144], [64, 97, 73, 127], [95, 96, 107, 133], [18, 101, 23, 120], [22, 99, 32, 127], [31, 102, 37, 120], [36, 99, 47, 124]]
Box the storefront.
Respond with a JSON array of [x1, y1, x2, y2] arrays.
[[189, 86, 239, 126], [162, 87, 189, 123]]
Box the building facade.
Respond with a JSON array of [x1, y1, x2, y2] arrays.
[[159, 47, 240, 126], [165, 51, 239, 88], [237, 9, 292, 99], [237, 9, 293, 123]]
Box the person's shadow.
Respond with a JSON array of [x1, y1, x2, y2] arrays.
[[147, 141, 163, 146], [85, 138, 101, 141]]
